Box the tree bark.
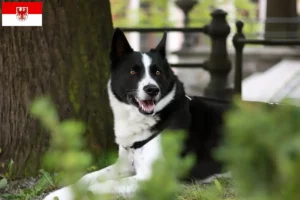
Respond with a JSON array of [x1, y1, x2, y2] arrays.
[[0, 0, 114, 178], [265, 0, 298, 39]]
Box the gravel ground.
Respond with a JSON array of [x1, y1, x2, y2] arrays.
[[0, 177, 51, 200]]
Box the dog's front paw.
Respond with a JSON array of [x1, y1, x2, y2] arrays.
[[87, 180, 116, 194], [87, 179, 137, 196], [43, 186, 74, 200]]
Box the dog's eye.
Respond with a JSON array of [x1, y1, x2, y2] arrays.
[[155, 70, 161, 76], [130, 70, 136, 75]]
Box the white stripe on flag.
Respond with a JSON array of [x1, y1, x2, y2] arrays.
[[2, 14, 42, 26]]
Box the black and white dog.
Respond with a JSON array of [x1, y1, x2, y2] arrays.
[[44, 29, 230, 200]]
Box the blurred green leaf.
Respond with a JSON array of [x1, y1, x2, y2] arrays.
[[216, 98, 300, 200], [0, 178, 8, 189], [214, 179, 223, 192]]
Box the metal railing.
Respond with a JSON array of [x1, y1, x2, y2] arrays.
[[232, 20, 300, 95], [121, 27, 206, 33], [119, 12, 300, 100]]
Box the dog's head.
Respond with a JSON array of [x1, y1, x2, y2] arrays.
[[109, 28, 176, 115]]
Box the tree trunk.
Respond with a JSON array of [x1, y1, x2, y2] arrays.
[[265, 0, 298, 39], [0, 0, 114, 178]]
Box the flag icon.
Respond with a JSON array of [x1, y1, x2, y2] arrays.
[[2, 2, 42, 26]]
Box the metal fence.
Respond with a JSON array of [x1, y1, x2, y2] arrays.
[[120, 9, 300, 101], [232, 20, 300, 95]]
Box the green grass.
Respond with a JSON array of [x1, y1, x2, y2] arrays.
[[178, 178, 237, 200], [0, 170, 59, 200], [0, 175, 238, 200]]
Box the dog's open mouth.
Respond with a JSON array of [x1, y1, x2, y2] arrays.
[[136, 99, 156, 114], [129, 95, 156, 114]]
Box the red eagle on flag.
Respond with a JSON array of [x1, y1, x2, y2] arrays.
[[16, 7, 28, 21]]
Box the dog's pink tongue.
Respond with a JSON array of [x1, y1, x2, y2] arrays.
[[139, 100, 155, 112]]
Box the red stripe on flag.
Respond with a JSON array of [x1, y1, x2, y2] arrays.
[[2, 2, 42, 14]]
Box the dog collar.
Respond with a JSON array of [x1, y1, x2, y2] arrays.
[[126, 95, 192, 150], [185, 95, 192, 100], [129, 131, 160, 149]]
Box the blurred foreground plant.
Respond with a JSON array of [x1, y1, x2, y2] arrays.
[[133, 131, 195, 200], [216, 98, 300, 200], [30, 96, 95, 199]]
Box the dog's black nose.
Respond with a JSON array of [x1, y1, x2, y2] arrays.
[[143, 85, 160, 96]]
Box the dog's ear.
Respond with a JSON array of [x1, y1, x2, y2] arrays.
[[153, 32, 167, 58], [110, 28, 133, 62]]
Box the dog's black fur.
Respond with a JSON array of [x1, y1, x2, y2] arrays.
[[110, 28, 230, 181]]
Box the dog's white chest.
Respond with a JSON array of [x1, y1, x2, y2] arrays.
[[122, 134, 162, 179], [113, 107, 159, 147]]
